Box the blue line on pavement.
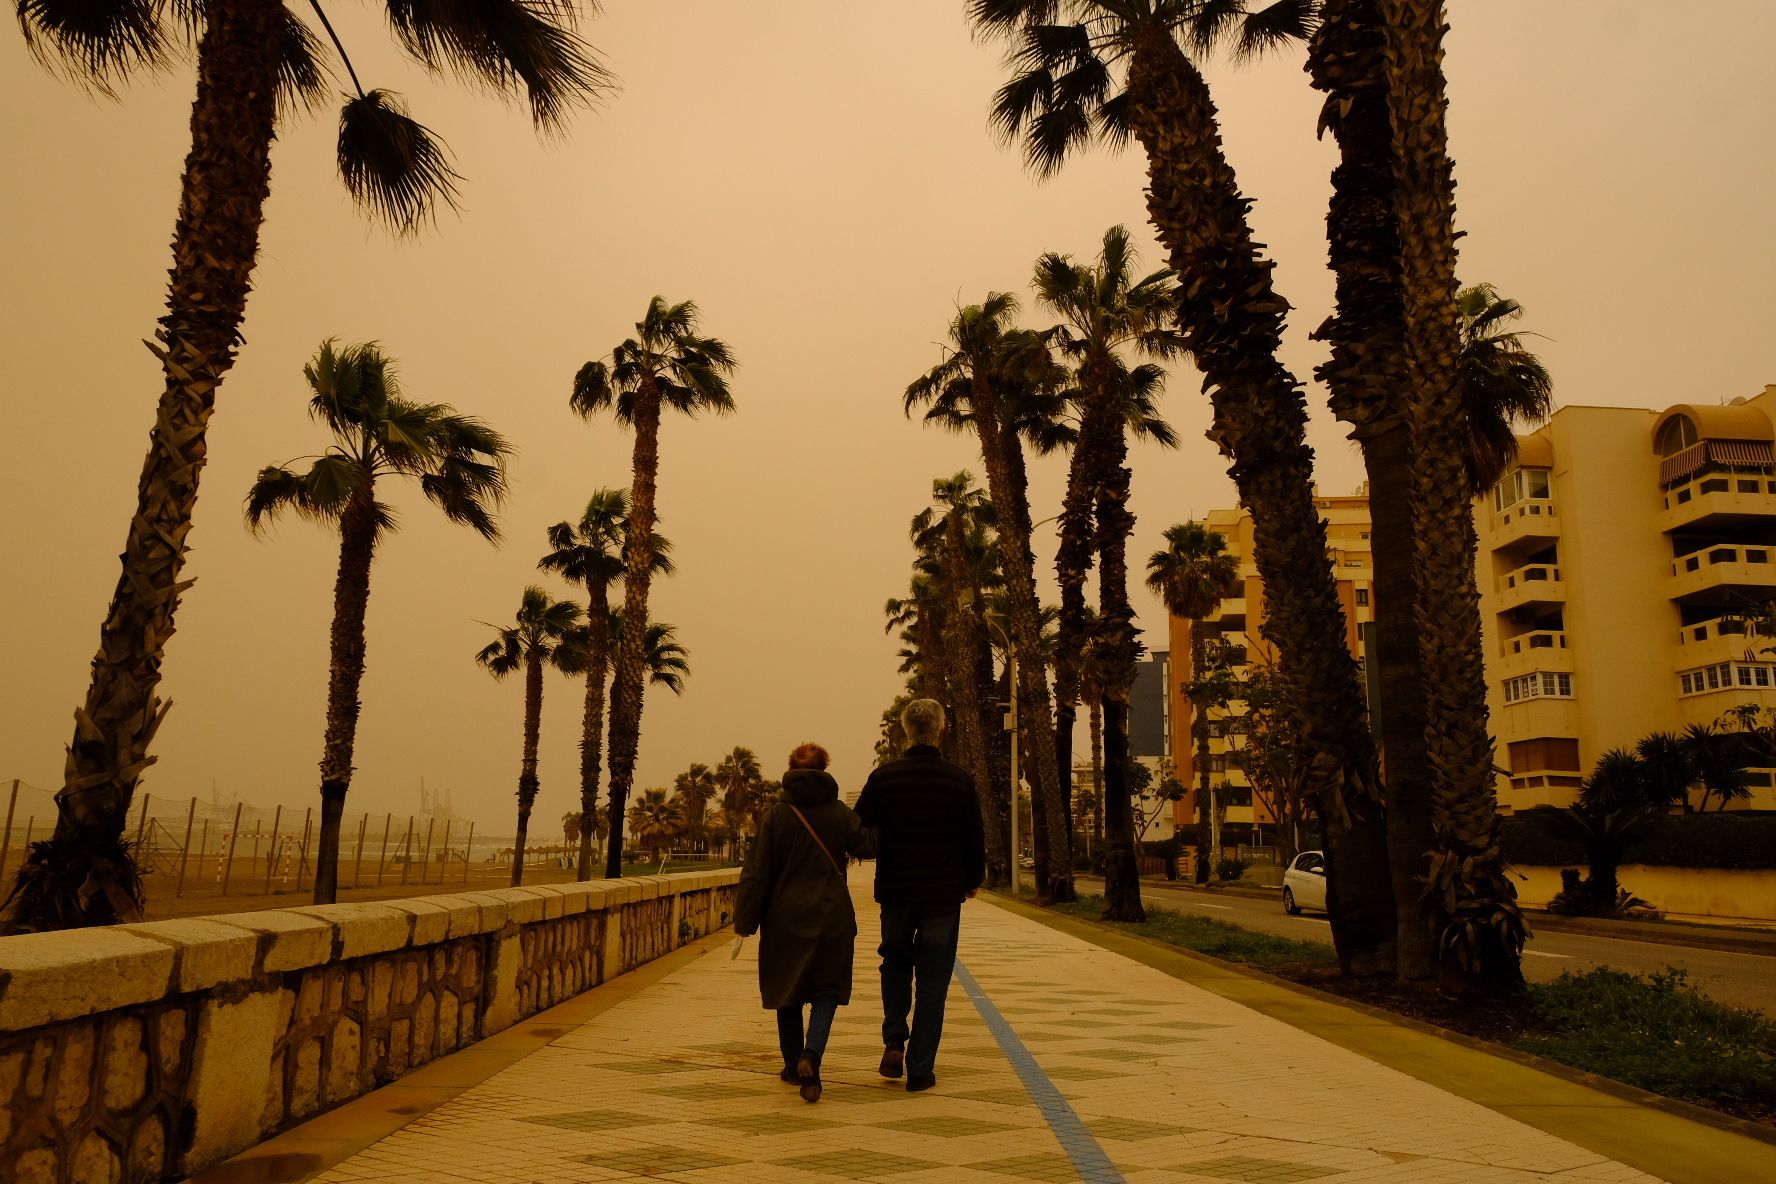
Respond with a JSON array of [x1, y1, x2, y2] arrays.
[[953, 960, 1127, 1184]]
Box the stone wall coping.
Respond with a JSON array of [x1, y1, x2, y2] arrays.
[[116, 917, 260, 995], [0, 869, 741, 1033], [0, 928, 179, 1031], [203, 909, 337, 975]]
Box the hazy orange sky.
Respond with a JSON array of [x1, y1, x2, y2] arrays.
[[3, 2, 1773, 833]]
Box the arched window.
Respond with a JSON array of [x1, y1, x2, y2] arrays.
[[1656, 414, 1699, 457]]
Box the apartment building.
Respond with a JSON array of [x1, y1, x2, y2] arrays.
[[1163, 495, 1377, 836], [1480, 387, 1776, 811]]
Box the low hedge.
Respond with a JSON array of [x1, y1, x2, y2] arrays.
[[1501, 810, 1776, 870]]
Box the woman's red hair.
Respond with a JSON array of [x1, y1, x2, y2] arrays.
[[788, 742, 829, 770]]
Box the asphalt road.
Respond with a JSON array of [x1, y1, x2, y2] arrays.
[[1075, 875, 1776, 1015]]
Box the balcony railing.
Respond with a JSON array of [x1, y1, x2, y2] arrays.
[[1505, 630, 1567, 655], [1500, 563, 1561, 592], [1671, 545, 1772, 576]]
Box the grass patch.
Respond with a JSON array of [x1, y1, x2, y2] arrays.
[[1515, 967, 1776, 1118], [1050, 893, 1337, 971], [620, 860, 737, 877]]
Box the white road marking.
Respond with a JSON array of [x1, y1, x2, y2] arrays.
[[1523, 949, 1573, 959]]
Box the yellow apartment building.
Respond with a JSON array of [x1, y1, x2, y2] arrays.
[[1161, 383, 1776, 827], [1480, 386, 1776, 812], [1164, 495, 1377, 837]]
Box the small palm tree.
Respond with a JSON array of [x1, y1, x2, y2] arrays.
[[672, 763, 719, 852], [563, 812, 584, 848], [15, 0, 605, 930], [627, 788, 682, 866], [539, 490, 674, 880], [476, 586, 584, 886], [1147, 523, 1242, 887], [716, 746, 764, 859], [572, 297, 735, 877], [243, 340, 509, 907]]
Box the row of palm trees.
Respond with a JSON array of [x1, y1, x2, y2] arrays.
[[904, 1, 1558, 991], [12, 0, 612, 929]]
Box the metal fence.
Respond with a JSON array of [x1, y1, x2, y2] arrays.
[[0, 779, 491, 901]]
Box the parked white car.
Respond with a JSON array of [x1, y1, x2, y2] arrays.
[[1282, 850, 1327, 915]]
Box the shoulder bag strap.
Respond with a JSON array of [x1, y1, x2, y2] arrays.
[[786, 804, 844, 879]]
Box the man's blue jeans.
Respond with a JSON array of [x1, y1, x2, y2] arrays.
[[878, 902, 961, 1079]]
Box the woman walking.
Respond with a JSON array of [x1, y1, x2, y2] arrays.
[[734, 743, 872, 1102]]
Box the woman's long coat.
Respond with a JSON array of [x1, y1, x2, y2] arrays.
[[733, 768, 873, 1009]]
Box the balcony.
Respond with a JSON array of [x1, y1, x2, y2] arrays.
[[1487, 497, 1561, 554], [1668, 544, 1776, 604], [1660, 472, 1776, 533], [1498, 630, 1572, 679], [1495, 563, 1566, 614], [1675, 616, 1772, 667]]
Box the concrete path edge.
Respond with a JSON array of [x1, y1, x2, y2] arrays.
[[983, 891, 1776, 1184]]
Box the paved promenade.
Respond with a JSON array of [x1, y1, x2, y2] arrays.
[[201, 868, 1770, 1184]]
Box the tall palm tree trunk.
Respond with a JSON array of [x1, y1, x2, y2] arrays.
[[314, 490, 379, 904], [973, 601, 1012, 884], [576, 586, 611, 880], [941, 520, 994, 844], [1125, 25, 1395, 973], [970, 386, 1074, 901], [1053, 429, 1100, 877], [1310, 0, 1439, 981], [1089, 700, 1104, 849], [8, 0, 287, 931], [605, 385, 663, 879], [1092, 416, 1144, 920], [1380, 0, 1524, 990], [512, 649, 545, 887]]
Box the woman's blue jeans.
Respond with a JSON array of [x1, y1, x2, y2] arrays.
[[777, 997, 839, 1068]]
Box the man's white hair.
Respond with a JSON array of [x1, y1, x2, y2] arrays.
[[900, 698, 946, 747]]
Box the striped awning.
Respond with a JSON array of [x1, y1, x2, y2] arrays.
[[1660, 439, 1775, 485]]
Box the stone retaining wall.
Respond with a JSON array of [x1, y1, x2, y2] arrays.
[[0, 871, 739, 1183]]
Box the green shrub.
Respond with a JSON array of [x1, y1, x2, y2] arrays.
[[1216, 857, 1249, 881], [1516, 967, 1776, 1110], [1502, 809, 1776, 870]]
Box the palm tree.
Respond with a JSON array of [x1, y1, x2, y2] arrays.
[[572, 297, 735, 878], [1036, 225, 1182, 921], [1311, 6, 1556, 984], [237, 340, 510, 909], [1682, 723, 1751, 812], [563, 812, 584, 848], [912, 473, 1005, 872], [1458, 284, 1555, 493], [1147, 523, 1242, 889], [475, 586, 583, 887], [672, 763, 718, 852], [716, 746, 764, 858], [1379, 0, 1525, 990], [626, 788, 682, 866], [1635, 731, 1695, 814], [1530, 748, 1659, 916], [15, 0, 605, 930], [907, 296, 1077, 902], [973, 1, 1396, 970], [539, 491, 674, 880]]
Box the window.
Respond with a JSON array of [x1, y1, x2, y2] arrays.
[[1503, 671, 1575, 703], [1656, 414, 1699, 457], [1679, 660, 1776, 696], [1293, 852, 1324, 873], [1507, 737, 1581, 774], [1493, 467, 1551, 511], [1355, 588, 1370, 607]]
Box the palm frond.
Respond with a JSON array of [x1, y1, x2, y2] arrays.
[[17, 0, 170, 96], [338, 89, 462, 235], [1235, 0, 1320, 60], [383, 0, 613, 132], [243, 465, 313, 533], [275, 7, 331, 118]]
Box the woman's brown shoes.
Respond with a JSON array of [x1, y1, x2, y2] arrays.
[[797, 1050, 822, 1103]]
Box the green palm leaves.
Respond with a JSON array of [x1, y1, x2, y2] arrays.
[[1458, 283, 1555, 493], [475, 586, 585, 680], [1146, 522, 1241, 622]]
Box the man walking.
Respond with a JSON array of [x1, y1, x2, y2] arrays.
[[853, 698, 986, 1092]]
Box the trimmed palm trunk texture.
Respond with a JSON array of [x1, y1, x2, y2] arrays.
[[576, 586, 611, 881], [1126, 25, 1395, 973], [314, 490, 380, 905], [9, 0, 286, 931]]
